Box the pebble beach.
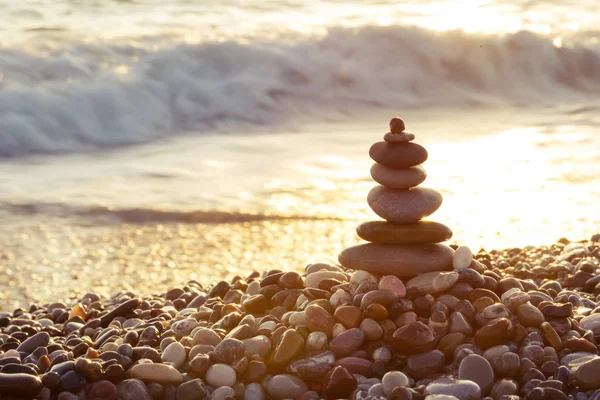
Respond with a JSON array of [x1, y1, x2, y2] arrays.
[[1, 236, 600, 399]]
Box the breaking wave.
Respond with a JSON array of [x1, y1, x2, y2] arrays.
[[1, 25, 600, 156]]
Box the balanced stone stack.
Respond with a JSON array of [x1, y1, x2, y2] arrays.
[[339, 118, 454, 279]]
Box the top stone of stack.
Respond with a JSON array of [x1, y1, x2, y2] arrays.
[[338, 117, 454, 279], [384, 117, 415, 142]]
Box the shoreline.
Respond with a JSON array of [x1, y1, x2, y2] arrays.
[[0, 234, 599, 399]]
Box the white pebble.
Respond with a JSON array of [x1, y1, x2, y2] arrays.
[[246, 281, 260, 296], [244, 382, 265, 400], [332, 323, 346, 338], [205, 363, 236, 388], [258, 321, 276, 331], [453, 246, 473, 270], [382, 371, 409, 397], [500, 287, 521, 302], [329, 289, 352, 308], [161, 341, 186, 369], [349, 270, 378, 294], [288, 311, 307, 326], [295, 295, 308, 309], [305, 332, 329, 352], [212, 386, 236, 400], [305, 271, 347, 288], [368, 383, 385, 397]]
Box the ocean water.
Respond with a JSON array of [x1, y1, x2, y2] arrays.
[[1, 0, 600, 307]]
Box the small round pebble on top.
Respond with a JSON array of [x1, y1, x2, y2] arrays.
[[389, 117, 406, 133]]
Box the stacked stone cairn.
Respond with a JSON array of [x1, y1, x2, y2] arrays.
[[2, 119, 600, 400], [339, 117, 455, 281]]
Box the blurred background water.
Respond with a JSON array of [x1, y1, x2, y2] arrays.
[[1, 0, 599, 308]]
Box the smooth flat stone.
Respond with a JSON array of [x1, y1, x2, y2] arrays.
[[129, 363, 182, 385], [406, 271, 459, 294], [338, 243, 453, 279], [425, 378, 481, 400], [579, 313, 600, 335], [368, 186, 442, 223], [458, 354, 495, 395], [576, 357, 600, 390], [369, 141, 428, 168], [384, 132, 415, 142], [370, 163, 426, 189], [357, 221, 452, 244]]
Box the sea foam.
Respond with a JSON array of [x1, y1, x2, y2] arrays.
[[1, 26, 599, 156]]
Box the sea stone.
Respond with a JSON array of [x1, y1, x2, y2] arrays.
[[369, 141, 428, 168], [89, 380, 117, 400], [339, 243, 453, 279], [453, 246, 473, 270], [305, 305, 334, 337], [269, 329, 304, 367], [425, 378, 481, 400], [357, 221, 452, 244], [305, 263, 341, 275], [575, 357, 600, 390], [370, 164, 426, 189], [305, 332, 328, 352], [490, 379, 518, 399], [17, 332, 50, 354], [176, 379, 207, 400], [516, 303, 545, 327], [212, 386, 235, 400], [322, 366, 357, 399], [192, 327, 222, 346], [243, 336, 271, 359], [382, 371, 409, 397], [360, 290, 399, 310], [116, 379, 151, 400], [389, 117, 406, 133], [389, 321, 436, 354], [406, 271, 459, 295], [579, 313, 600, 335], [287, 351, 336, 381], [384, 132, 416, 143], [212, 338, 245, 364], [128, 363, 182, 385], [205, 363, 236, 387], [0, 373, 42, 398], [161, 342, 186, 369], [367, 186, 442, 223], [458, 354, 495, 395], [407, 350, 445, 378], [378, 275, 407, 297], [266, 374, 308, 400], [360, 318, 383, 341], [334, 306, 362, 329], [329, 328, 365, 357], [306, 271, 347, 289], [476, 304, 510, 326], [448, 312, 473, 336], [474, 318, 512, 349], [245, 383, 265, 400]]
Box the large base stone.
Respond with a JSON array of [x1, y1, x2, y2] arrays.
[[338, 243, 454, 279]]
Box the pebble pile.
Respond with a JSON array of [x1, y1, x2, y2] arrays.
[[339, 118, 454, 279], [1, 236, 600, 399]]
